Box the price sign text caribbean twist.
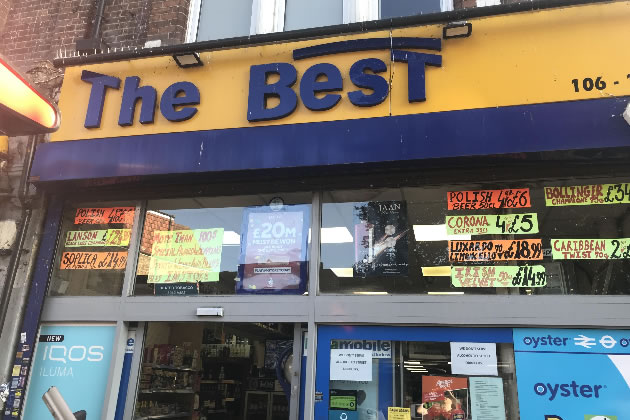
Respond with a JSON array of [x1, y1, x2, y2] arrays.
[[552, 238, 630, 259]]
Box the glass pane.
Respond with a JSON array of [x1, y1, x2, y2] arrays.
[[320, 177, 630, 295], [135, 322, 298, 420], [134, 193, 311, 296], [381, 0, 443, 18], [48, 202, 136, 296], [284, 0, 343, 31], [196, 0, 254, 41], [327, 337, 518, 420]]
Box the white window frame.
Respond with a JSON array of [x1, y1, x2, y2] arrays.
[[251, 0, 286, 35], [185, 0, 203, 43], [343, 0, 379, 24], [476, 0, 501, 6], [441, 0, 454, 12]]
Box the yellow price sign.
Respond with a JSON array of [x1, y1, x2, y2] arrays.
[[388, 407, 411, 420]]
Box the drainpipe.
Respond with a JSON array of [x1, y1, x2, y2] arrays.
[[76, 0, 107, 54], [0, 134, 41, 400]]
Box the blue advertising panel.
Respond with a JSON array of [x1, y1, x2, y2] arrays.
[[236, 204, 310, 294], [21, 324, 116, 420], [514, 328, 630, 420]]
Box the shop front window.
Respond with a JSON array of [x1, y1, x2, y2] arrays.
[[48, 201, 137, 296], [319, 177, 630, 295], [134, 193, 311, 296], [317, 326, 518, 420], [134, 322, 299, 420]]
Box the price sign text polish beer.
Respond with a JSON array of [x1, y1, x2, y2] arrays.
[[448, 189, 531, 210]]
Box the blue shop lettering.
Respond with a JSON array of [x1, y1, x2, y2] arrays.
[[80, 70, 200, 128], [247, 36, 442, 122], [534, 381, 604, 401], [522, 335, 569, 348]]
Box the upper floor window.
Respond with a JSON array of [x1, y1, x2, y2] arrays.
[[191, 0, 492, 42]]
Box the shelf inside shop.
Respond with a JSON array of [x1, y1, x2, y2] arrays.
[[135, 412, 191, 420], [139, 389, 195, 394], [199, 379, 241, 384], [142, 363, 200, 372]]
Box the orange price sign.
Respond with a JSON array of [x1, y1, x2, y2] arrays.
[[74, 207, 135, 225], [59, 251, 128, 270], [447, 189, 530, 210], [449, 239, 542, 262]]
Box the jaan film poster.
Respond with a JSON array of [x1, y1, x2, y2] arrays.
[[353, 201, 409, 278]]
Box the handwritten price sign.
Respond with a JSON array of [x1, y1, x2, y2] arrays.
[[551, 238, 630, 259], [447, 189, 530, 210], [446, 213, 538, 235], [65, 229, 131, 247], [74, 207, 135, 225], [545, 183, 630, 206], [449, 239, 543, 262], [60, 251, 128, 270], [451, 265, 546, 287]]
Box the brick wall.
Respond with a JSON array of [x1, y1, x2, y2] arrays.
[[0, 0, 190, 73], [146, 0, 190, 46], [140, 211, 190, 255], [0, 0, 11, 32]]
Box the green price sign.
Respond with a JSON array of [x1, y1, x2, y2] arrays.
[[329, 395, 356, 411]]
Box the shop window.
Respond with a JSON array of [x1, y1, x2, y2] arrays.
[[134, 193, 311, 296], [48, 201, 137, 296], [196, 0, 255, 41], [134, 322, 299, 420], [381, 0, 450, 19], [193, 0, 466, 43], [317, 326, 518, 420], [319, 178, 630, 295], [284, 0, 343, 31]]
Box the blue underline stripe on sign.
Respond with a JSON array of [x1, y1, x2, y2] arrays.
[[515, 350, 630, 355], [292, 37, 442, 60]]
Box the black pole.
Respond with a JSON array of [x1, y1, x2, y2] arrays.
[[54, 0, 613, 67], [91, 0, 107, 40]]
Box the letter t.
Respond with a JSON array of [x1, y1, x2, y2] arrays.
[[81, 70, 121, 128], [391, 50, 442, 102]]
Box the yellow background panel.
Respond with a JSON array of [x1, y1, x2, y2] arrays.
[[51, 1, 630, 142]]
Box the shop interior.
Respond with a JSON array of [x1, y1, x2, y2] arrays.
[[329, 340, 518, 420], [134, 322, 298, 420]]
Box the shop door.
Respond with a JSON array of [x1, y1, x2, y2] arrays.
[[130, 321, 304, 420]]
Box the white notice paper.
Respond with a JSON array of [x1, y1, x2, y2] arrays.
[[330, 349, 372, 381], [469, 377, 506, 420], [450, 342, 498, 376]]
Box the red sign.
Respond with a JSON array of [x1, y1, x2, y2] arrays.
[[74, 207, 135, 225], [447, 188, 530, 210], [422, 376, 468, 402]]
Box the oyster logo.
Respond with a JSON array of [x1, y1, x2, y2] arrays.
[[534, 381, 604, 401]]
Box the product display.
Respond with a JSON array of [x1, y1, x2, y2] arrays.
[[135, 322, 293, 420]]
